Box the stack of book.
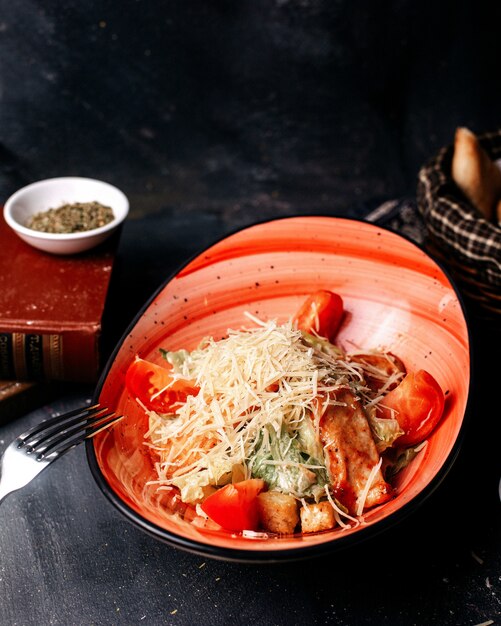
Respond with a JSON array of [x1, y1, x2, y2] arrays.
[[0, 210, 119, 423]]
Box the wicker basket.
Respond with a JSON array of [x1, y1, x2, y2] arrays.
[[416, 130, 501, 322]]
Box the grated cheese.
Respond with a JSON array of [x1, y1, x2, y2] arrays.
[[242, 530, 270, 539], [356, 456, 383, 517], [145, 317, 399, 508], [149, 320, 342, 501], [324, 484, 360, 529]]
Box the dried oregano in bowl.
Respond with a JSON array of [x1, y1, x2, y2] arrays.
[[26, 201, 114, 234]]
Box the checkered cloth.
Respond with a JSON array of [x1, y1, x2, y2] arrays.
[[416, 130, 501, 289]]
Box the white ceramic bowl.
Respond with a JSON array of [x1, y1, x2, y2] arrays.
[[3, 177, 129, 255]]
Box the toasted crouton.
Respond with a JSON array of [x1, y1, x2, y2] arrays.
[[300, 501, 337, 533], [256, 491, 299, 534]]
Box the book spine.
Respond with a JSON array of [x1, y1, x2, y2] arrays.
[[0, 333, 63, 379], [0, 331, 99, 383]]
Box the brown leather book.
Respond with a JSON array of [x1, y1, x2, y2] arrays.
[[0, 210, 118, 383]]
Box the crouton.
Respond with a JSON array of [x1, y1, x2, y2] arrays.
[[300, 501, 337, 533], [256, 491, 299, 534]]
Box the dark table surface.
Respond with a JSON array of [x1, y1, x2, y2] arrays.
[[1, 206, 500, 626], [2, 2, 501, 624]]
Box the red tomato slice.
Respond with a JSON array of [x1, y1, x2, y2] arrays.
[[378, 369, 445, 446], [201, 479, 266, 531], [125, 356, 198, 414], [293, 290, 344, 342]]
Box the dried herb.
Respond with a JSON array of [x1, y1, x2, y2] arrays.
[[26, 201, 114, 234]]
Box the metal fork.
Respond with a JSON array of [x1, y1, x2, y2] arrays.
[[0, 404, 123, 504]]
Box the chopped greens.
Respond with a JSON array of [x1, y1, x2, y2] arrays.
[[249, 424, 329, 499], [384, 446, 422, 480], [301, 331, 344, 358], [368, 414, 404, 453], [160, 348, 191, 372]]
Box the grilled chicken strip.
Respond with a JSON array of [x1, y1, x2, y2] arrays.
[[319, 388, 393, 515]]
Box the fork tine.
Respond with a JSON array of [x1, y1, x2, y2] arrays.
[[19, 404, 102, 446], [21, 405, 110, 450], [0, 404, 123, 504], [35, 411, 123, 460]]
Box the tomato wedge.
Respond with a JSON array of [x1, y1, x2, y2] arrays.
[[200, 479, 266, 531], [125, 356, 198, 414], [293, 290, 344, 342], [377, 369, 445, 447]]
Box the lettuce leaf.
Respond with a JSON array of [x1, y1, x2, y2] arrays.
[[159, 348, 191, 373], [300, 331, 344, 358], [384, 446, 421, 480], [249, 424, 329, 499], [368, 415, 404, 453]]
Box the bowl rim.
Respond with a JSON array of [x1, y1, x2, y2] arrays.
[[3, 176, 129, 241], [85, 213, 473, 563]]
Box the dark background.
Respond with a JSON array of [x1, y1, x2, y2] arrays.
[[1, 2, 501, 625], [2, 1, 501, 224]]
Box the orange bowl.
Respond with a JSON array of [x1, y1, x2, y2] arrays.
[[86, 216, 471, 562]]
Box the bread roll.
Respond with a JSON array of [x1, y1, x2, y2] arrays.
[[451, 126, 501, 221]]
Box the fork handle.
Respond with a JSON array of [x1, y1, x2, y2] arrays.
[[0, 482, 13, 504], [0, 474, 21, 504]]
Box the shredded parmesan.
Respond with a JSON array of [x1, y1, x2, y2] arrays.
[[413, 440, 428, 453], [324, 485, 360, 529], [147, 320, 341, 501], [144, 317, 400, 509], [356, 456, 383, 517], [242, 530, 270, 539]]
